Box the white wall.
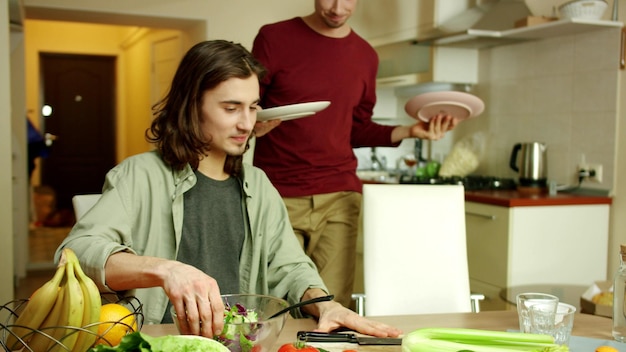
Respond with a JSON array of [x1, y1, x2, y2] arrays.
[[457, 28, 620, 191], [22, 0, 314, 50], [11, 27, 27, 286], [608, 0, 626, 281], [1, 0, 16, 303], [450, 26, 622, 280]]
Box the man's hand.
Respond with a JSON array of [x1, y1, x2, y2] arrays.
[[161, 261, 225, 338], [409, 114, 459, 140], [391, 114, 459, 143], [254, 119, 282, 137], [314, 300, 402, 337], [299, 289, 402, 338]]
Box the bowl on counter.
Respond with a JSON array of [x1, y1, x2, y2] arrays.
[[171, 294, 289, 352], [559, 0, 608, 20]]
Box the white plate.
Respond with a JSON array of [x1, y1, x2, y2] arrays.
[[257, 101, 331, 122], [418, 101, 472, 122], [405, 91, 484, 123]]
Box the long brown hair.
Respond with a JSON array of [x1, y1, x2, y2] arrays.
[[147, 40, 266, 175]]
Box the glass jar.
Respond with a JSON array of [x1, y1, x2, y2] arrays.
[[612, 244, 626, 341]]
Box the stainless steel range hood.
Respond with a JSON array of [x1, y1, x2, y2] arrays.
[[416, 0, 533, 48]]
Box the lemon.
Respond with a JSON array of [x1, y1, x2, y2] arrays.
[[596, 346, 619, 352], [94, 303, 138, 346]]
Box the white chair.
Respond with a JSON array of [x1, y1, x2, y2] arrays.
[[72, 194, 101, 220], [356, 184, 482, 316]]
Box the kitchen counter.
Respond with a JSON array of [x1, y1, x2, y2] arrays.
[[464, 189, 612, 207], [358, 176, 612, 207]]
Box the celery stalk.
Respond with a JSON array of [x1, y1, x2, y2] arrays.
[[402, 328, 569, 352]]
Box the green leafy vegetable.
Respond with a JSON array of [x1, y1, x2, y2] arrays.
[[88, 332, 228, 352], [217, 303, 259, 352]]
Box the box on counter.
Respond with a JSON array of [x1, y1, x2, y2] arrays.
[[580, 281, 613, 318], [514, 16, 558, 28]]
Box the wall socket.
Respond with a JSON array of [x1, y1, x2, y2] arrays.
[[577, 163, 603, 183]]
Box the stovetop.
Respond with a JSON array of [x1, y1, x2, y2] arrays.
[[398, 174, 517, 191]]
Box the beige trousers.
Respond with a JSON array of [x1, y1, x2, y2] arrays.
[[282, 191, 362, 308]]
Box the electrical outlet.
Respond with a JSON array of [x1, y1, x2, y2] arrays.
[[577, 163, 603, 183], [588, 164, 603, 183]]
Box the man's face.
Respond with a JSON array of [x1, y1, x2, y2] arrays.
[[315, 0, 357, 29], [199, 75, 260, 158]]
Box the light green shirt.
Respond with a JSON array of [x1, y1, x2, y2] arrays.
[[55, 151, 327, 324]]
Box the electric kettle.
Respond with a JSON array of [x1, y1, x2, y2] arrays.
[[509, 142, 548, 187]]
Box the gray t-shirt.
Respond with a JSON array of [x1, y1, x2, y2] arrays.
[[162, 170, 244, 323]]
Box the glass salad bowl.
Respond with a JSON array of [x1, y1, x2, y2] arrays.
[[171, 294, 289, 352]]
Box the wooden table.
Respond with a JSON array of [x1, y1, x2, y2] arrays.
[[141, 310, 615, 351]]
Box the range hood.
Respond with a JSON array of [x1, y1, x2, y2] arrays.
[[416, 0, 533, 47]]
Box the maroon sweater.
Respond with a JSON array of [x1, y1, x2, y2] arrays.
[[252, 17, 397, 197]]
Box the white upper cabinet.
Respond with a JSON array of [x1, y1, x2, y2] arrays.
[[351, 1, 478, 87], [350, 0, 436, 47], [375, 42, 478, 87]]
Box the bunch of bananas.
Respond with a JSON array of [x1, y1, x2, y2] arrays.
[[6, 248, 102, 352]]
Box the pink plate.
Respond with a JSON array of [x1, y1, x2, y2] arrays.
[[405, 91, 485, 123]]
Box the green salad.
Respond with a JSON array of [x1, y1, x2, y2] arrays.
[[215, 302, 259, 352]]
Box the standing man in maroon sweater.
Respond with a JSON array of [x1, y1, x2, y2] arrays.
[[252, 0, 458, 308]]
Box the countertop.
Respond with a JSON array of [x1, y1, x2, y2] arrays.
[[464, 189, 612, 207], [358, 176, 612, 207]]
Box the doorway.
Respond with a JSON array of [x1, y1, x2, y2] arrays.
[[39, 53, 116, 212]]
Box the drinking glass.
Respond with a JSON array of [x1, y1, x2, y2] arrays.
[[530, 302, 576, 345], [403, 154, 417, 176], [516, 292, 559, 333]]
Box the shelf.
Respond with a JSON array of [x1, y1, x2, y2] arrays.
[[376, 72, 433, 88], [419, 18, 624, 49]]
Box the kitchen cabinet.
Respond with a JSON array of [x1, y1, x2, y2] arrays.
[[465, 201, 610, 301], [375, 42, 478, 88], [349, 0, 483, 47], [349, 0, 435, 47], [357, 1, 478, 88]]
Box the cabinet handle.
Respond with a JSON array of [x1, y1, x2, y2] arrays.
[[377, 78, 408, 85], [465, 211, 496, 220]]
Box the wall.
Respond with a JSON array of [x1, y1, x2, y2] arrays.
[[1, 0, 16, 303], [11, 25, 27, 285], [22, 0, 314, 50], [455, 28, 620, 192], [451, 26, 623, 280], [608, 0, 626, 279]]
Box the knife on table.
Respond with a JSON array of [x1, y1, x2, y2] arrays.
[[297, 331, 402, 345]]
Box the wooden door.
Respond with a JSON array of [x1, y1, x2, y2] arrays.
[[40, 53, 116, 211]]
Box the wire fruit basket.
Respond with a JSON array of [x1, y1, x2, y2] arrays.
[[0, 294, 143, 352]]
